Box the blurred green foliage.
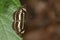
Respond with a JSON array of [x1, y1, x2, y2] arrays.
[[0, 0, 22, 40]]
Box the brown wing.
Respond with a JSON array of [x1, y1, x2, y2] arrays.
[[12, 8, 26, 37]]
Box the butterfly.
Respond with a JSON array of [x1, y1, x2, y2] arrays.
[[13, 7, 26, 37]]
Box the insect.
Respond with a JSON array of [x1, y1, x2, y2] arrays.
[[13, 0, 60, 40], [13, 7, 26, 37]]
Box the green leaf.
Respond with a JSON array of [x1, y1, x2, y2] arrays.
[[0, 0, 22, 40]]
